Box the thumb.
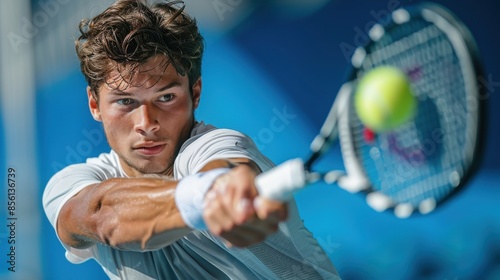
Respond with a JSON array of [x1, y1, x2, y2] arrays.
[[234, 198, 254, 224]]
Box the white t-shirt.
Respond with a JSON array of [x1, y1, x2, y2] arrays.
[[43, 122, 340, 279]]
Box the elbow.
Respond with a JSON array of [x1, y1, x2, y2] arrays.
[[57, 202, 95, 249]]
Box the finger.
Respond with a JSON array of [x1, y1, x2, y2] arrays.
[[253, 197, 288, 222], [212, 172, 231, 194], [228, 168, 259, 223], [203, 191, 235, 235], [212, 174, 251, 226], [217, 177, 255, 225], [217, 169, 256, 225], [233, 198, 255, 225]]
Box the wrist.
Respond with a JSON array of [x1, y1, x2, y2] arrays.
[[174, 168, 230, 230]]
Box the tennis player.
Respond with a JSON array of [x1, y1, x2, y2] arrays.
[[42, 0, 339, 279]]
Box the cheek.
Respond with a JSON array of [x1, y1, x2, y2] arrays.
[[158, 102, 194, 142], [101, 110, 132, 139], [161, 98, 194, 124]]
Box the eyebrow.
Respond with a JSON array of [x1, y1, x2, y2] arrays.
[[156, 81, 182, 93], [108, 81, 182, 96]]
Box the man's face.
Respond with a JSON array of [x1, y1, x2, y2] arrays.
[[88, 56, 201, 177]]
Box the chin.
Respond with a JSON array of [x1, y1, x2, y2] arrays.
[[122, 154, 172, 176], [138, 161, 170, 174]]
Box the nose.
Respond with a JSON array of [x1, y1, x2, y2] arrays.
[[134, 104, 160, 135]]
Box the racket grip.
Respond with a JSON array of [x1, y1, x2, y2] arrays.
[[255, 158, 307, 201]]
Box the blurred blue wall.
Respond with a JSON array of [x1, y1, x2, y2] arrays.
[[34, 0, 500, 279]]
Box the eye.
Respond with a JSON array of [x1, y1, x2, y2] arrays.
[[158, 94, 174, 102], [116, 98, 135, 106]]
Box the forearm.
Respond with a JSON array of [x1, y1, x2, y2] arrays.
[[58, 177, 190, 251], [57, 158, 261, 251]]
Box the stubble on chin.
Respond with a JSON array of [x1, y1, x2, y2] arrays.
[[121, 152, 175, 177]]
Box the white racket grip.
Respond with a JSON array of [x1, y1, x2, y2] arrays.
[[255, 158, 307, 201]]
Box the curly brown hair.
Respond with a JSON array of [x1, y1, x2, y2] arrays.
[[76, 0, 204, 98]]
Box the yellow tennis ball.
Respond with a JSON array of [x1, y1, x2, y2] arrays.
[[354, 66, 417, 132]]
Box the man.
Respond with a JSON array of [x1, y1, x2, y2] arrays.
[[43, 0, 340, 279]]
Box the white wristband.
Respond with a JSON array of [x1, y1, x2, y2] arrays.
[[175, 168, 230, 230]]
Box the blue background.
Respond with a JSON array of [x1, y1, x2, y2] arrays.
[[31, 0, 500, 279]]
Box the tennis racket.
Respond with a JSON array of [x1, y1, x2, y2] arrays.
[[255, 2, 486, 218]]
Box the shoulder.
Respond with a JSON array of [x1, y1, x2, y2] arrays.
[[42, 150, 122, 227], [182, 122, 256, 150], [45, 150, 123, 194], [180, 122, 255, 155], [52, 150, 122, 181], [86, 150, 124, 176], [174, 124, 274, 178]]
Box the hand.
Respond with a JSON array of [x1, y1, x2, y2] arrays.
[[203, 164, 288, 247]]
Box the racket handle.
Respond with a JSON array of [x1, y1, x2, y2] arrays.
[[255, 158, 307, 201]]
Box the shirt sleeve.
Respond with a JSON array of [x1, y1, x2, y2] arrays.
[[174, 129, 275, 178]]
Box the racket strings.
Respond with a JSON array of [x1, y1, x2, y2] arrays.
[[347, 9, 477, 215]]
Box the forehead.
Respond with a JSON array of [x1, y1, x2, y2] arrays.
[[104, 55, 185, 92]]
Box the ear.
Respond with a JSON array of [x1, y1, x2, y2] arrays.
[[87, 86, 102, 122], [191, 78, 201, 110]]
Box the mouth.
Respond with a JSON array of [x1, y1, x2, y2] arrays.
[[133, 143, 166, 156]]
